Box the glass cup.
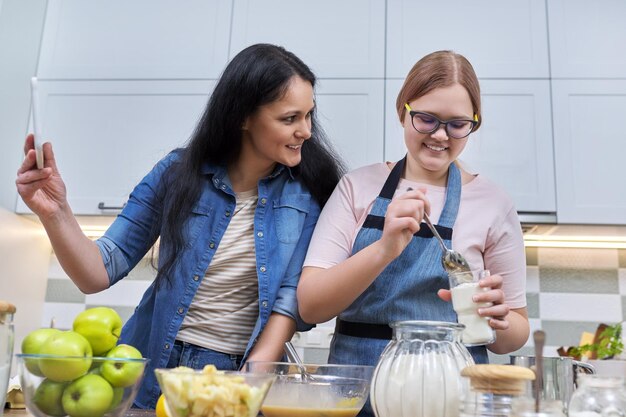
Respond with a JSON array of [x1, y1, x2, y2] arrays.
[[0, 302, 15, 417], [448, 269, 496, 346]]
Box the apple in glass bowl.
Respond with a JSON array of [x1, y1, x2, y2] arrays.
[[16, 353, 148, 417]]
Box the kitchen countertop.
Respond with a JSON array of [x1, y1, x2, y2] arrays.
[[4, 409, 156, 417]]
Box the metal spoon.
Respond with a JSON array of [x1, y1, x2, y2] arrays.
[[284, 341, 316, 382], [422, 211, 471, 273], [533, 330, 546, 413]]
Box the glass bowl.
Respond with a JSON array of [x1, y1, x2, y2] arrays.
[[155, 366, 276, 417], [244, 361, 374, 417], [16, 353, 148, 417]]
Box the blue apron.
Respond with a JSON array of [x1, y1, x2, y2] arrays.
[[328, 157, 487, 417]]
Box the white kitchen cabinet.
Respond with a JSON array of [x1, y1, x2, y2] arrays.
[[552, 80, 626, 224], [385, 79, 556, 214], [548, 0, 626, 79], [386, 0, 550, 79], [37, 0, 231, 79], [315, 79, 385, 169], [230, 0, 385, 78], [16, 80, 215, 214]]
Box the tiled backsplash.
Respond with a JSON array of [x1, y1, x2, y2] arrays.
[[40, 247, 626, 364]]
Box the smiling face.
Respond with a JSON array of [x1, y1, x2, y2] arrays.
[[403, 83, 474, 184], [240, 76, 314, 175]]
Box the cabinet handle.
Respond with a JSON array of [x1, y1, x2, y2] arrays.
[[98, 202, 127, 211]]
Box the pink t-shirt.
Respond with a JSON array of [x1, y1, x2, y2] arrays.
[[303, 162, 527, 309]]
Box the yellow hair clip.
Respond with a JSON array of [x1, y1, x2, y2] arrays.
[[404, 103, 412, 112]]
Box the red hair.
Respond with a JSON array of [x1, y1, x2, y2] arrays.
[[396, 50, 482, 131]]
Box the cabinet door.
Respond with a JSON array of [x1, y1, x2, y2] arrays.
[[230, 0, 385, 78], [386, 0, 549, 79], [16, 80, 215, 214], [384, 79, 556, 214], [548, 0, 626, 78], [38, 0, 231, 79], [315, 80, 385, 169], [552, 80, 626, 224]]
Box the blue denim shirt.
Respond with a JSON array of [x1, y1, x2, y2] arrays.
[[95, 151, 319, 408]]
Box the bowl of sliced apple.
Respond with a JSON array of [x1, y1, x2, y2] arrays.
[[155, 365, 276, 417]]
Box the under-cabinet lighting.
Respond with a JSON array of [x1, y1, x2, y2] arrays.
[[524, 235, 626, 249]]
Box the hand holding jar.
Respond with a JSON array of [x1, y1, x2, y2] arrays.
[[447, 269, 500, 346]]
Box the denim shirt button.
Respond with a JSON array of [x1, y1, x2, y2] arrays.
[[164, 343, 170, 349], [260, 198, 267, 205], [177, 307, 184, 314], [225, 211, 231, 217], [257, 231, 263, 238], [261, 301, 268, 308], [209, 242, 215, 249], [220, 184, 226, 190], [193, 275, 199, 281], [259, 266, 266, 273]]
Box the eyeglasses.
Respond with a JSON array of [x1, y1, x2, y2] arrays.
[[404, 103, 478, 139]]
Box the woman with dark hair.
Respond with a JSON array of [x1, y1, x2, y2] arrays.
[[16, 43, 344, 409]]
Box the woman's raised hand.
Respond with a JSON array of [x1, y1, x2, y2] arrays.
[[16, 134, 68, 219], [377, 187, 430, 261]]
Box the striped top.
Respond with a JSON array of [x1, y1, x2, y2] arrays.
[[177, 189, 259, 354]]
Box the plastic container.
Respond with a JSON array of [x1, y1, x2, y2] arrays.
[[370, 320, 474, 417], [568, 374, 626, 417], [448, 269, 496, 346], [0, 301, 15, 417]]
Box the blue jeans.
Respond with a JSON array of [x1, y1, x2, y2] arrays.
[[166, 340, 243, 371]]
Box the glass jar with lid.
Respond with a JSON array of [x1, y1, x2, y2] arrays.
[[460, 364, 536, 417], [0, 301, 16, 417], [568, 374, 626, 417], [370, 320, 474, 417]]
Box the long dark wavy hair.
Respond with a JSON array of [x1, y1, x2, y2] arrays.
[[154, 44, 345, 288]]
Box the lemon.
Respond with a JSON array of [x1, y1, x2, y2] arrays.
[[155, 394, 170, 417]]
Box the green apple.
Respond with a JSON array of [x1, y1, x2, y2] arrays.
[[33, 379, 67, 417], [106, 387, 124, 412], [73, 307, 123, 356], [62, 374, 114, 417], [101, 344, 144, 387], [21, 328, 62, 376], [39, 330, 93, 382]]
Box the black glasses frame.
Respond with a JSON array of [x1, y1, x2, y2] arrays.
[[404, 103, 478, 139]]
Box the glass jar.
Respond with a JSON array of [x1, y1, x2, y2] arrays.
[[568, 374, 626, 417], [370, 320, 474, 417], [448, 269, 496, 346], [0, 301, 16, 417], [460, 364, 536, 417], [509, 399, 566, 417]]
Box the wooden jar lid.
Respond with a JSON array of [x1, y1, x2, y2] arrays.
[[0, 301, 17, 314], [461, 364, 535, 395]]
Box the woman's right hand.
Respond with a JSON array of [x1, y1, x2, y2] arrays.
[[16, 134, 68, 219], [376, 187, 430, 261]]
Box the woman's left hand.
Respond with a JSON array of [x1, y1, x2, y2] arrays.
[[437, 273, 510, 330]]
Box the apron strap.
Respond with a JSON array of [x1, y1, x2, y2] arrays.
[[379, 156, 406, 200]]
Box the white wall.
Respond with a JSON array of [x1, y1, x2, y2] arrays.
[[0, 208, 51, 376], [0, 0, 47, 211]]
